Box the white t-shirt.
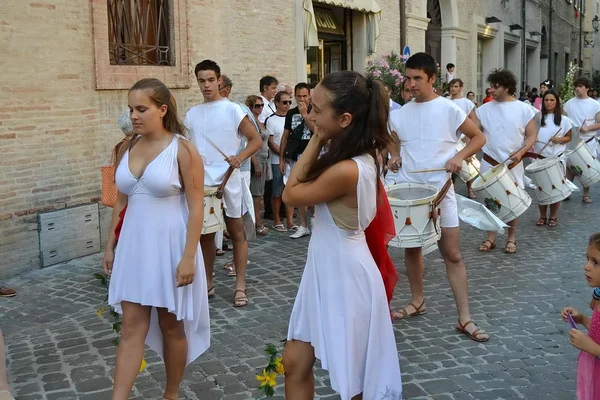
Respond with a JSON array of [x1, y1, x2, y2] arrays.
[[446, 71, 455, 84], [266, 114, 286, 165], [388, 96, 467, 189], [184, 98, 246, 186], [476, 100, 537, 187], [258, 95, 276, 124], [534, 115, 572, 158], [564, 97, 600, 141], [451, 97, 475, 116]]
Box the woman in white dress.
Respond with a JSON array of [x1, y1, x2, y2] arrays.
[[282, 71, 402, 400], [533, 89, 572, 227], [102, 78, 209, 400]]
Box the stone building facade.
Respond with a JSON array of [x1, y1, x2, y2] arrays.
[[0, 0, 401, 277]]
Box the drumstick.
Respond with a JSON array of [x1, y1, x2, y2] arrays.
[[492, 146, 526, 172], [408, 167, 447, 173], [538, 128, 563, 154], [205, 136, 230, 161]]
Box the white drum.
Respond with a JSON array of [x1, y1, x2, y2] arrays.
[[386, 183, 441, 255], [526, 157, 572, 205], [456, 138, 480, 183], [567, 140, 600, 187], [472, 164, 531, 223], [202, 186, 225, 235]]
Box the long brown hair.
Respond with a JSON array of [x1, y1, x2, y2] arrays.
[[540, 89, 562, 127], [301, 71, 391, 183], [113, 78, 187, 169]]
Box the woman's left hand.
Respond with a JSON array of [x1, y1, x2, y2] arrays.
[[176, 256, 195, 287]]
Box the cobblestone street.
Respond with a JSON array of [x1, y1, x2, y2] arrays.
[[1, 181, 599, 399]]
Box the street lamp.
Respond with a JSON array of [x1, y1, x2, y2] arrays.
[[593, 15, 599, 33]]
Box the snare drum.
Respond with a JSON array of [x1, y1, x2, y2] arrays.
[[525, 157, 572, 205], [386, 183, 441, 255], [455, 137, 480, 183], [566, 140, 600, 187], [202, 186, 225, 235], [472, 164, 531, 223]]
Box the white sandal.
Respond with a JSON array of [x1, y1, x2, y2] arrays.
[[0, 390, 16, 400]]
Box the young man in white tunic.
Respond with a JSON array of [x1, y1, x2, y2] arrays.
[[185, 60, 262, 307], [386, 53, 489, 342], [563, 76, 600, 203], [450, 78, 478, 198], [474, 69, 538, 254]]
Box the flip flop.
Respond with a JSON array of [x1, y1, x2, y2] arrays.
[[272, 224, 287, 232]]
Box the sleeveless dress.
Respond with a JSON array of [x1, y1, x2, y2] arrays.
[[108, 134, 210, 365], [287, 154, 402, 400], [577, 309, 600, 399]]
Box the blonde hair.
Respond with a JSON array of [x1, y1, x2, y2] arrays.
[[113, 78, 186, 170]]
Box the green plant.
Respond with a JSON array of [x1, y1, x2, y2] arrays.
[[558, 62, 580, 103], [365, 52, 405, 103]]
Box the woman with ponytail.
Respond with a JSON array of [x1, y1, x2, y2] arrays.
[[282, 71, 402, 399], [103, 78, 209, 399]]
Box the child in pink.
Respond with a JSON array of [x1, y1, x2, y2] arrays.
[[562, 232, 600, 399]]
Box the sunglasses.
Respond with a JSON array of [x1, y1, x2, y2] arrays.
[[282, 100, 293, 105], [253, 104, 264, 109]]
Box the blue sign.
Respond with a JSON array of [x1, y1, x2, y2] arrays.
[[402, 45, 411, 61]]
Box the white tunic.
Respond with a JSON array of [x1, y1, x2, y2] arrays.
[[184, 99, 246, 186], [533, 115, 572, 158], [287, 154, 402, 400], [109, 135, 210, 365], [564, 97, 600, 156], [476, 100, 537, 188], [452, 97, 476, 116]]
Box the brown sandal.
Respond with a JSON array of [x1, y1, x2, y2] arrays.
[[536, 217, 547, 226], [504, 240, 517, 254], [233, 289, 248, 307], [207, 285, 215, 298], [583, 195, 592, 204], [456, 320, 489, 342], [478, 239, 496, 252], [548, 217, 558, 227], [392, 300, 427, 320]]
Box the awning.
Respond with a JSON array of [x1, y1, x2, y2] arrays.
[[303, 0, 320, 49], [315, 0, 380, 13]]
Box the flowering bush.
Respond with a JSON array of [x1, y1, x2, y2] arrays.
[[366, 52, 405, 103], [256, 342, 286, 396], [558, 62, 580, 103]]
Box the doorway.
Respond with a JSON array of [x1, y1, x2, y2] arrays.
[[426, 0, 442, 63]]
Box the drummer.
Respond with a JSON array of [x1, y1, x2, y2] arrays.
[[449, 78, 478, 198], [387, 53, 489, 342], [563, 77, 600, 204], [533, 89, 572, 227], [473, 69, 538, 255]]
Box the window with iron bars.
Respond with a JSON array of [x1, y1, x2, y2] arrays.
[[107, 0, 173, 66]]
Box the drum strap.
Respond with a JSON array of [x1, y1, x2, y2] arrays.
[[216, 167, 235, 200], [483, 152, 541, 170], [585, 136, 596, 144], [432, 178, 453, 209]]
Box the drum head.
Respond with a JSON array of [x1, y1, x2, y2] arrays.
[[472, 164, 506, 190], [386, 183, 439, 205], [525, 157, 558, 172]]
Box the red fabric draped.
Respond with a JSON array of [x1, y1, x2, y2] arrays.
[[365, 180, 398, 307], [114, 206, 127, 241]]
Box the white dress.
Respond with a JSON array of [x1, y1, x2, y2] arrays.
[[109, 135, 210, 365], [287, 154, 402, 400]]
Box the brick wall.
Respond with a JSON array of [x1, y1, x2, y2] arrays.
[[0, 0, 400, 278]]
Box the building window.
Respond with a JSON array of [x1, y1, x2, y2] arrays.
[[477, 38, 484, 103], [107, 0, 173, 66]]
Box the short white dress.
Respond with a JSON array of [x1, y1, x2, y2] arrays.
[[109, 134, 210, 365], [287, 154, 402, 400]]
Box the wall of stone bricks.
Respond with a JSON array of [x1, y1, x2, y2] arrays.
[[0, 0, 399, 278]]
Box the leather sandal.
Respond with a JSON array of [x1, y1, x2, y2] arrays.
[[504, 241, 517, 254], [478, 239, 496, 252], [456, 320, 489, 342], [207, 285, 215, 298], [233, 289, 248, 307], [548, 217, 558, 227], [392, 300, 427, 320], [536, 217, 547, 226]]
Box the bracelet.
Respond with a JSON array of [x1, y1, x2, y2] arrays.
[[593, 287, 600, 301]]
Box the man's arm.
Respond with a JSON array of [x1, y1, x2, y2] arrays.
[[581, 111, 600, 133], [236, 116, 262, 163]]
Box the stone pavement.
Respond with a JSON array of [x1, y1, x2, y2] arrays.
[[1, 180, 599, 400]]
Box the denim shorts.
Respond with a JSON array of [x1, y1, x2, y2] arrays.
[[271, 163, 285, 198]]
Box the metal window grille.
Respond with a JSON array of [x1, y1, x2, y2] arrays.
[[107, 0, 172, 66]]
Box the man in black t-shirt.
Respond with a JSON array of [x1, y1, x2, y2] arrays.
[[279, 83, 314, 239]]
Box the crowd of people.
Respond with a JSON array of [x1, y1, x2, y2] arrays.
[[1, 52, 599, 399]]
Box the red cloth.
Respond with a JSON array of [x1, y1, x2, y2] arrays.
[[114, 206, 127, 240], [482, 96, 494, 104], [365, 180, 398, 307]]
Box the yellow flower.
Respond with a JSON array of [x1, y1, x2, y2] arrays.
[[96, 307, 105, 317], [256, 369, 277, 387], [139, 358, 147, 373], [274, 357, 285, 375]]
